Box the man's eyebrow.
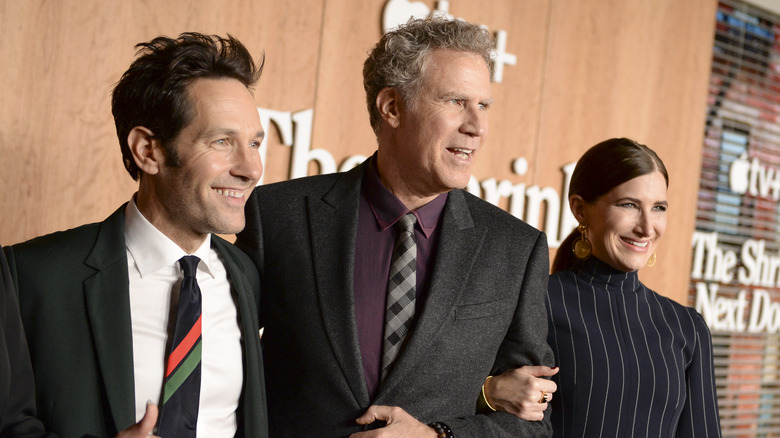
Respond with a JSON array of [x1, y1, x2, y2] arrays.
[[200, 128, 265, 140]]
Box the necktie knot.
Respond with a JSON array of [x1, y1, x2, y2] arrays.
[[179, 255, 200, 278], [396, 213, 417, 234]]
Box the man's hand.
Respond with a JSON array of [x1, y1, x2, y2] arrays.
[[350, 405, 438, 437], [485, 366, 558, 421], [115, 402, 159, 438]]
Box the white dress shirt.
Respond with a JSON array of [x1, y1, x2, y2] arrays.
[[124, 199, 243, 437]]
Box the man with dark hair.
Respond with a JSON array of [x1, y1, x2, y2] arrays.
[[5, 33, 267, 438], [236, 17, 554, 437]]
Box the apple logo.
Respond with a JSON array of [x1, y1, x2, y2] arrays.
[[383, 0, 432, 32], [729, 153, 750, 195]]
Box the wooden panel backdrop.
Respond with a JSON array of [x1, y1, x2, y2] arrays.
[[0, 0, 717, 304]]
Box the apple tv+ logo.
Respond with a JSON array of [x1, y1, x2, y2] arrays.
[[729, 153, 780, 201]]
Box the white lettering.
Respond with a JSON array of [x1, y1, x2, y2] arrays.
[[525, 186, 560, 244], [694, 282, 715, 325], [691, 235, 780, 334], [492, 30, 517, 83], [690, 231, 736, 283], [480, 178, 515, 206], [739, 239, 780, 287], [257, 108, 294, 185], [508, 182, 527, 225], [728, 153, 780, 201], [290, 109, 336, 179], [747, 289, 780, 334], [749, 155, 760, 197], [736, 289, 749, 332], [695, 282, 748, 332], [464, 160, 574, 248]]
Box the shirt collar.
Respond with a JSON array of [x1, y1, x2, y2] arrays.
[[362, 154, 448, 238], [124, 196, 215, 279]]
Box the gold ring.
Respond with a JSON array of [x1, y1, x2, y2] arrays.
[[538, 391, 551, 404]]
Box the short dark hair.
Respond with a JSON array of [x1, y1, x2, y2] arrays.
[[363, 17, 494, 135], [112, 32, 264, 180], [552, 138, 669, 273]]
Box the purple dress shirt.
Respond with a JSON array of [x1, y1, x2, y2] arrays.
[[354, 156, 448, 400]]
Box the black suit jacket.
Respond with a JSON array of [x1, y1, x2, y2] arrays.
[[0, 244, 52, 437], [236, 161, 554, 437], [4, 205, 268, 438]]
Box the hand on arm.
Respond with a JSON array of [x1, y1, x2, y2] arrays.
[[483, 366, 558, 421], [350, 405, 439, 438], [115, 402, 160, 438]]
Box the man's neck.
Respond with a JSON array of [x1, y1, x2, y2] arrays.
[[133, 191, 208, 254], [374, 153, 443, 211]]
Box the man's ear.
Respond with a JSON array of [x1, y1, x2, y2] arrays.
[[569, 194, 587, 223], [376, 87, 402, 129], [127, 126, 163, 176]]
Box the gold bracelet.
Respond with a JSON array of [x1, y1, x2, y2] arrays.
[[481, 375, 497, 411]]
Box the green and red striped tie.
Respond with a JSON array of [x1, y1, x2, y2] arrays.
[[158, 255, 202, 437]]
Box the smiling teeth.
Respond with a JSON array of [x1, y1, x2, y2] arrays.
[[214, 189, 244, 198], [626, 239, 648, 248], [450, 148, 472, 159]]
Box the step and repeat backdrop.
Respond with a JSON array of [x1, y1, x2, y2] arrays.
[[0, 0, 715, 303], [695, 0, 780, 435], [6, 0, 779, 435]]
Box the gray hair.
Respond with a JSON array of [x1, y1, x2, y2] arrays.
[[363, 16, 494, 135]]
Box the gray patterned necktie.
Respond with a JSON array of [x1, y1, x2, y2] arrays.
[[381, 212, 417, 380]]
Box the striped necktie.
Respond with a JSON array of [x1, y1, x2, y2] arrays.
[[382, 213, 417, 380], [158, 255, 202, 437]]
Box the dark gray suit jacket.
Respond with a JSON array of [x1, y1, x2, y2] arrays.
[[236, 161, 554, 437], [4, 205, 268, 438]]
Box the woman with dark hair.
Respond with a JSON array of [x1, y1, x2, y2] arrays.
[[546, 138, 721, 436]]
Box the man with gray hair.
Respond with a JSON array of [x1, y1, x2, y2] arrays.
[[237, 17, 554, 437]]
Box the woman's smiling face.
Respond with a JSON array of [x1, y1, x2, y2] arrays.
[[573, 171, 668, 272]]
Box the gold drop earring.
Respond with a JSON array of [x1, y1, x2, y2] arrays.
[[572, 223, 591, 260], [646, 252, 657, 267]]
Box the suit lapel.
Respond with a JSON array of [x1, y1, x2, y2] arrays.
[[307, 164, 371, 406], [83, 205, 137, 431], [212, 237, 266, 438], [376, 190, 486, 400]]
